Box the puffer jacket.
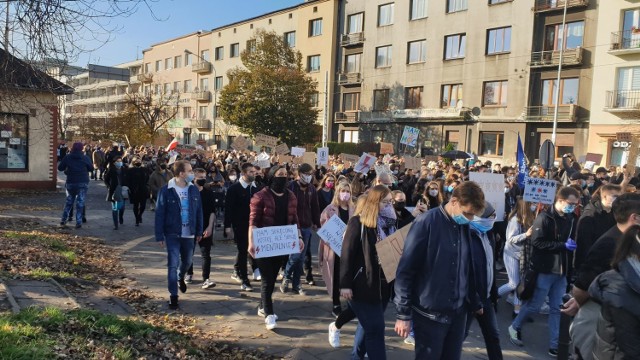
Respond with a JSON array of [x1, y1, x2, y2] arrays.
[[249, 187, 299, 228], [575, 200, 616, 272], [57, 151, 93, 184], [589, 258, 640, 360], [529, 208, 576, 275]]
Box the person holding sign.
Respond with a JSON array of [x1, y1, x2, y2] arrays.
[[340, 185, 396, 360], [248, 165, 304, 330]]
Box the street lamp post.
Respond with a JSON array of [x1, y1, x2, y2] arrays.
[[184, 49, 217, 148], [551, 0, 569, 145]]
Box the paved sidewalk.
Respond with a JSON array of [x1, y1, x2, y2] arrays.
[[0, 177, 554, 359]]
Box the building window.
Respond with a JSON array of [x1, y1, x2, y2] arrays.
[[173, 81, 180, 93], [246, 39, 257, 53], [215, 46, 224, 61], [343, 130, 359, 143], [230, 43, 240, 57], [447, 0, 468, 13], [410, 0, 427, 20], [405, 86, 423, 109], [214, 76, 223, 91], [0, 112, 28, 171], [407, 39, 427, 64], [489, 0, 510, 4], [373, 89, 390, 111], [165, 58, 172, 70], [174, 56, 182, 68], [375, 45, 392, 68], [345, 53, 362, 73], [214, 135, 222, 147], [154, 84, 161, 94], [198, 134, 207, 141], [545, 21, 584, 51], [487, 26, 511, 54], [307, 55, 321, 72], [144, 62, 150, 73], [185, 53, 193, 65], [479, 132, 504, 156], [309, 18, 323, 37], [441, 84, 463, 108], [155, 60, 162, 72], [343, 92, 360, 111], [446, 131, 459, 150], [284, 31, 296, 47], [184, 132, 191, 145], [310, 92, 319, 108], [444, 33, 466, 60], [199, 78, 209, 92], [371, 130, 385, 143], [182, 107, 192, 119], [347, 12, 364, 33], [214, 105, 221, 119], [163, 83, 171, 93], [378, 3, 394, 27], [183, 79, 192, 93], [542, 78, 579, 105], [198, 106, 208, 119], [200, 49, 210, 61], [483, 80, 508, 106]]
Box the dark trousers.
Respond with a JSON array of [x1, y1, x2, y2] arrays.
[[335, 303, 356, 329], [333, 255, 341, 306], [349, 299, 388, 360], [257, 255, 288, 315], [304, 240, 313, 279], [131, 199, 146, 224], [188, 237, 213, 280], [464, 297, 503, 360], [413, 309, 467, 360], [233, 225, 256, 281]]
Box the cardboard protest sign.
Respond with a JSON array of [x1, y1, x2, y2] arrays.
[[585, 153, 603, 165], [302, 152, 316, 165], [316, 214, 347, 255], [279, 155, 293, 163], [379, 142, 394, 154], [375, 224, 412, 281], [523, 177, 557, 205], [341, 154, 360, 165], [403, 155, 421, 170], [354, 152, 377, 173], [252, 225, 300, 259], [400, 126, 420, 147], [275, 143, 290, 154], [254, 133, 278, 148], [469, 172, 506, 220], [291, 146, 306, 157], [584, 161, 596, 171], [231, 135, 248, 151], [317, 147, 329, 166]]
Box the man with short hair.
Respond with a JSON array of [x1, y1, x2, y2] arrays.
[[185, 168, 216, 289], [395, 181, 486, 359], [58, 142, 93, 229], [155, 160, 203, 310]]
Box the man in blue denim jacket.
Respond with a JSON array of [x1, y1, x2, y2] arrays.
[[155, 160, 203, 310]]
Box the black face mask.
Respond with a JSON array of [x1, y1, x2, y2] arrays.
[[393, 201, 406, 211], [195, 179, 206, 186], [245, 175, 256, 183], [270, 176, 288, 193], [160, 164, 167, 170], [133, 162, 142, 167]]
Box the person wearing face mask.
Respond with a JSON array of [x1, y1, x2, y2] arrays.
[[424, 181, 444, 209], [148, 160, 173, 212], [466, 202, 503, 360], [508, 186, 580, 357], [317, 173, 336, 213], [104, 156, 129, 229], [154, 160, 203, 310], [392, 190, 425, 228], [127, 157, 150, 226], [340, 185, 396, 360], [58, 142, 93, 229], [394, 181, 486, 360], [281, 163, 321, 293]]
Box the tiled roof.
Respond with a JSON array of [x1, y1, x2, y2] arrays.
[[0, 49, 74, 95]]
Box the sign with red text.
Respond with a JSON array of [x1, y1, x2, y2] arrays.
[[252, 225, 300, 259], [523, 176, 557, 205]]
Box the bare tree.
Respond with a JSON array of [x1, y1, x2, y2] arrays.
[[125, 89, 180, 141]]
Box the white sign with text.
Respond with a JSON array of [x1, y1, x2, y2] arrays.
[[469, 172, 506, 220], [317, 214, 347, 255], [252, 225, 300, 259]]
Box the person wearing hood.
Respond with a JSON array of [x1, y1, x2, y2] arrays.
[[588, 224, 640, 359], [127, 157, 150, 226], [58, 142, 93, 229]]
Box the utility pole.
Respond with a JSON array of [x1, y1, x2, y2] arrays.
[[551, 0, 569, 145], [322, 70, 328, 147], [4, 0, 9, 51]]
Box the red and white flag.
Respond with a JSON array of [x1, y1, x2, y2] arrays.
[[165, 138, 180, 152]]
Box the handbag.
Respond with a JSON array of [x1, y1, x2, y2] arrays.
[[517, 267, 538, 301]]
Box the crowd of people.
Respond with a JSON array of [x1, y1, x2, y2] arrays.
[[57, 141, 640, 360]]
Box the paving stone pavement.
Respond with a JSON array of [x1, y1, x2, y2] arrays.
[[0, 176, 557, 359]]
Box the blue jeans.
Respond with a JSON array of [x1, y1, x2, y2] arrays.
[[511, 272, 566, 349], [61, 183, 88, 225], [465, 297, 503, 360], [413, 308, 467, 360], [284, 227, 311, 290], [165, 236, 196, 297], [349, 299, 387, 360]]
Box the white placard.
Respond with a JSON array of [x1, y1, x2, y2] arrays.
[[317, 214, 347, 255], [523, 177, 558, 205], [584, 161, 595, 171], [469, 172, 506, 220], [291, 146, 305, 157], [275, 143, 290, 154], [0, 131, 11, 138], [9, 138, 20, 145], [317, 147, 329, 166], [0, 141, 5, 148], [354, 152, 377, 173], [252, 225, 300, 259]]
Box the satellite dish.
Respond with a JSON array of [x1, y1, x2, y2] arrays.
[[471, 107, 481, 116]]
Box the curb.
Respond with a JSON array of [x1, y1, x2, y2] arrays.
[[0, 280, 21, 314], [48, 278, 82, 310]]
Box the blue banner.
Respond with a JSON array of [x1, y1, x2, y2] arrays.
[[517, 133, 527, 189]]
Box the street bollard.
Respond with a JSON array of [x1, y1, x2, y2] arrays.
[[558, 293, 573, 360]]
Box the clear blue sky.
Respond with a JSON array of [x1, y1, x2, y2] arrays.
[[75, 0, 302, 67]]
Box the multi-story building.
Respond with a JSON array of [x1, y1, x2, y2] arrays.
[[588, 1, 640, 167], [140, 0, 338, 149]]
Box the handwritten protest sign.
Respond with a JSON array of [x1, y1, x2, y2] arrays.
[[279, 155, 293, 163], [585, 153, 603, 165], [317, 214, 347, 255], [302, 152, 316, 165], [231, 135, 249, 151], [400, 126, 420, 147], [469, 172, 506, 220], [275, 143, 290, 154], [403, 155, 421, 170], [354, 152, 377, 173], [317, 147, 329, 166], [291, 146, 305, 157], [341, 154, 359, 165], [379, 142, 394, 154], [255, 152, 271, 169], [254, 133, 278, 148], [375, 224, 412, 281], [252, 225, 300, 259], [523, 177, 557, 205]]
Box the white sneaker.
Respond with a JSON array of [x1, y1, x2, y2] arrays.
[[539, 303, 550, 315], [404, 335, 415, 346], [277, 272, 284, 281], [253, 269, 262, 281], [506, 293, 515, 305], [328, 322, 340, 348], [201, 279, 216, 289], [265, 314, 277, 330], [184, 274, 193, 284]]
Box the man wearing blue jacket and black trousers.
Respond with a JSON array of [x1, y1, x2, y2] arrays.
[[394, 181, 486, 360], [155, 160, 203, 310], [58, 142, 93, 229]]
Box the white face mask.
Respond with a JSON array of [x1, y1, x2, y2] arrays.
[[530, 205, 537, 212], [428, 189, 438, 197], [301, 174, 313, 184], [229, 175, 237, 181], [504, 187, 510, 194]]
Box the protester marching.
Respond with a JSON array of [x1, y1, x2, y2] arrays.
[[55, 135, 640, 360]]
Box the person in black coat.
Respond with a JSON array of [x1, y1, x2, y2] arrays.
[[104, 156, 129, 229], [127, 157, 150, 226], [186, 168, 217, 289]]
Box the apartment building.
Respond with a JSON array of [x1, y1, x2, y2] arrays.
[[64, 60, 143, 139], [140, 0, 338, 149], [587, 1, 640, 167]]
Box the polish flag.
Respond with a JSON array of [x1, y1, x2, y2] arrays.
[[165, 138, 180, 152]]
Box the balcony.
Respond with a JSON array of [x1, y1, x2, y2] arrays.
[[523, 104, 577, 122], [529, 47, 583, 68], [609, 30, 640, 55], [191, 90, 211, 102], [337, 72, 363, 86], [334, 111, 359, 123], [192, 119, 211, 130], [604, 90, 640, 118], [137, 73, 153, 83], [341, 32, 365, 47], [533, 0, 588, 12], [192, 61, 212, 74]]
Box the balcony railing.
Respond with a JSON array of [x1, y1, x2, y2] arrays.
[[334, 111, 359, 123], [529, 47, 583, 68], [192, 119, 211, 130], [192, 61, 212, 74], [337, 72, 363, 86], [533, 0, 588, 12], [191, 90, 211, 102], [524, 104, 577, 122], [610, 30, 640, 54], [137, 73, 153, 83], [605, 90, 640, 110], [341, 32, 365, 47], [358, 110, 393, 123]]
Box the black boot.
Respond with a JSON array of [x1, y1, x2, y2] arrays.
[[168, 295, 179, 310], [119, 208, 124, 225], [112, 210, 119, 230]]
